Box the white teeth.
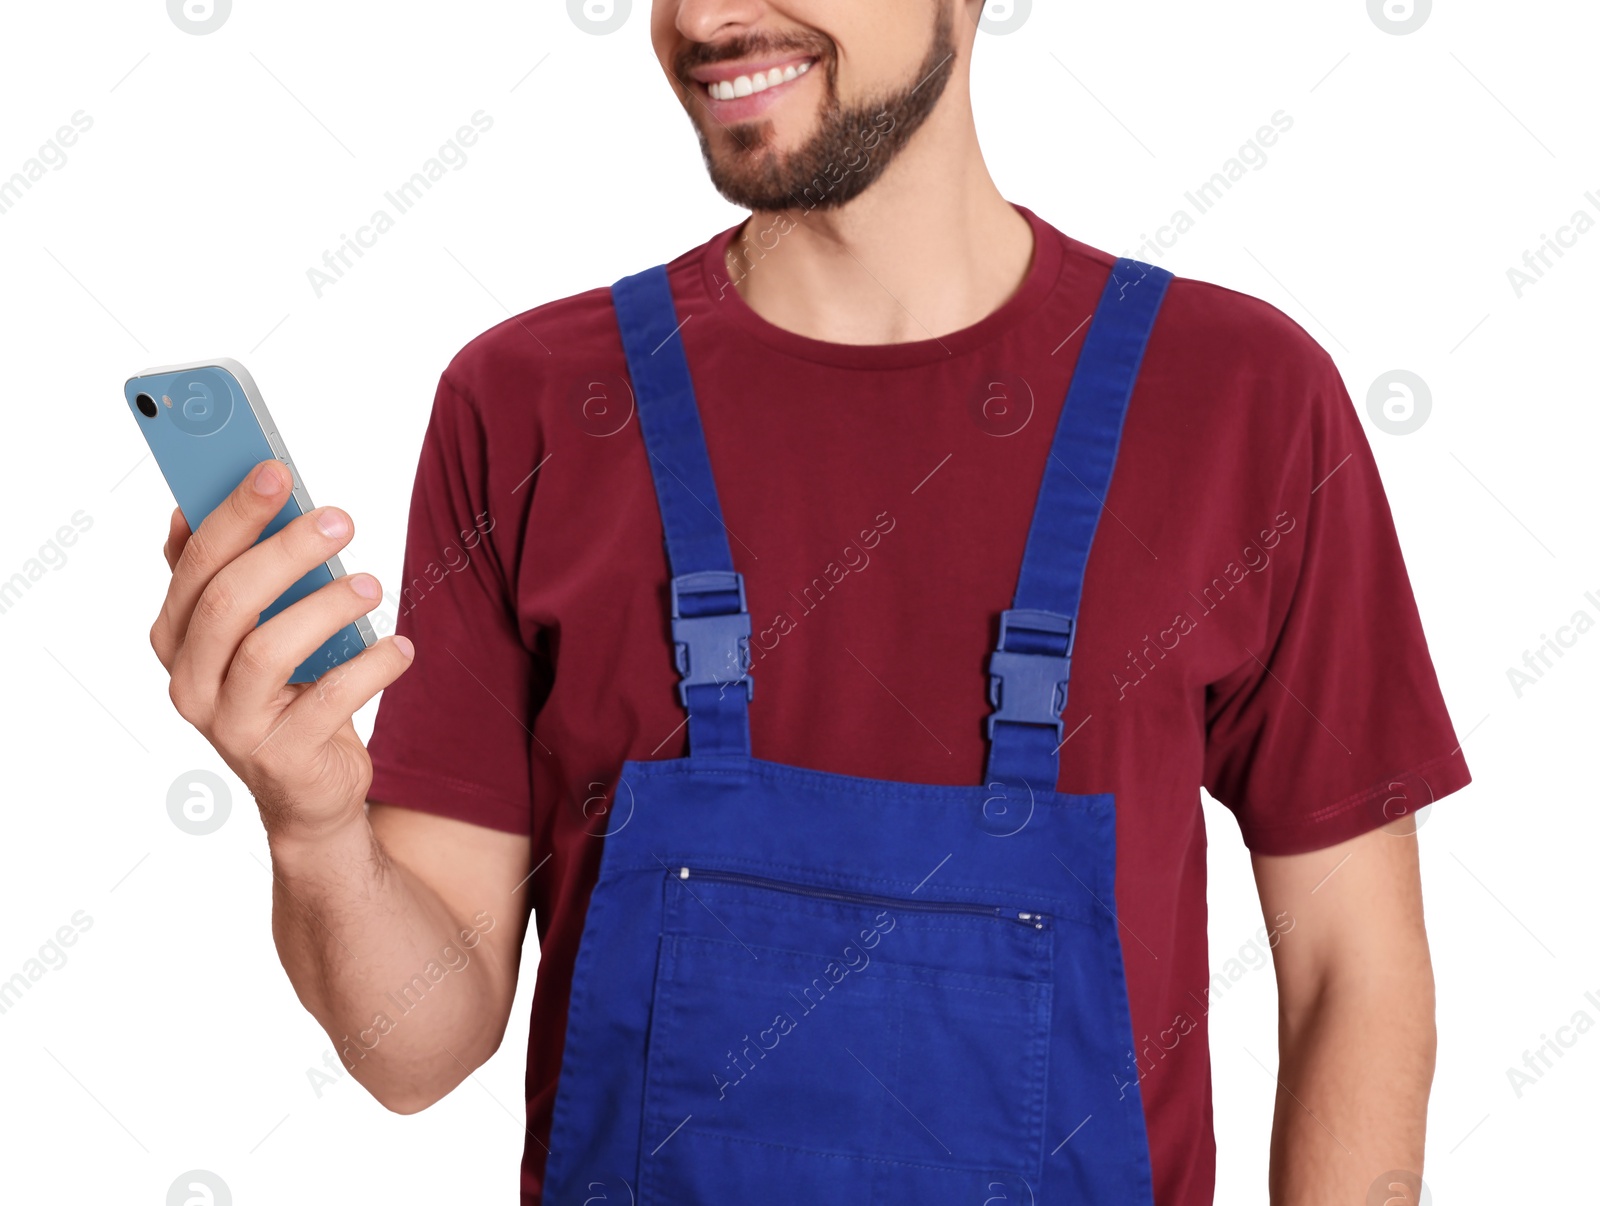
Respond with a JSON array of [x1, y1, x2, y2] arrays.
[[705, 59, 813, 101]]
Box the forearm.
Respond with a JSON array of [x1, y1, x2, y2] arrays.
[[1269, 971, 1436, 1204], [267, 813, 512, 1112]]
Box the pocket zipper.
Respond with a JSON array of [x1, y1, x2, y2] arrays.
[[671, 866, 1049, 930]]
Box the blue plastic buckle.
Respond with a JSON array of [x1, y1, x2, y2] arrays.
[[669, 570, 754, 707], [985, 608, 1076, 742]]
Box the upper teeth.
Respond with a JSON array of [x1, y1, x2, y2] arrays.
[[706, 60, 810, 101]]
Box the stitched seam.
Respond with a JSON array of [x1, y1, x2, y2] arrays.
[[682, 890, 1058, 939], [650, 1127, 1036, 1177], [1243, 750, 1466, 832], [671, 935, 1051, 996], [623, 755, 1113, 808]]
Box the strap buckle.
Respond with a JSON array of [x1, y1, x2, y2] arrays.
[[669, 571, 754, 707], [985, 608, 1076, 743]]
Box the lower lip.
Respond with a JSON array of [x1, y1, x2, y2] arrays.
[[698, 63, 815, 122]]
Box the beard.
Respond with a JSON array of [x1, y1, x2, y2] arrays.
[[679, 7, 956, 213]]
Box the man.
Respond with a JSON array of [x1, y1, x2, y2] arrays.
[[148, 2, 1469, 1203]]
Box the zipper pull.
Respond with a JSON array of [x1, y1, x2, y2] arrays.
[[676, 867, 691, 880], [1016, 911, 1047, 929]]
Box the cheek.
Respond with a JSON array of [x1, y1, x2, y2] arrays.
[[650, 4, 687, 82], [838, 4, 929, 79]]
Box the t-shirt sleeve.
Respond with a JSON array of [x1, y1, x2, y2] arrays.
[[364, 372, 544, 835], [1201, 346, 1471, 856]]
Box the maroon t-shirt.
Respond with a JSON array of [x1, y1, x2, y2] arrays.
[[366, 203, 1470, 1205]]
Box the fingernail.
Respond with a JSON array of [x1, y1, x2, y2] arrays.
[[316, 508, 350, 538], [393, 635, 415, 660], [255, 462, 284, 494], [349, 573, 380, 599]]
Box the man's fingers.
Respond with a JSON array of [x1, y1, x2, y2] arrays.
[[215, 572, 385, 721], [153, 460, 291, 667], [163, 507, 191, 572], [171, 503, 356, 707], [281, 635, 416, 746]]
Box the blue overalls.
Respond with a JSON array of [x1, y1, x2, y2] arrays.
[[541, 255, 1173, 1205]]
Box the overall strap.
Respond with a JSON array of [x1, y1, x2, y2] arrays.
[[984, 258, 1173, 790], [612, 265, 753, 757]]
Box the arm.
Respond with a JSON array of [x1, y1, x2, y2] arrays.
[[1251, 817, 1436, 1204], [269, 804, 529, 1112], [151, 462, 528, 1112]]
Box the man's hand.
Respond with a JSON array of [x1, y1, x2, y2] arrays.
[[1253, 816, 1436, 1205], [149, 459, 414, 842], [148, 460, 524, 1113]]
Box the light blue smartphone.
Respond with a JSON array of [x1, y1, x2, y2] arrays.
[[123, 357, 376, 684]]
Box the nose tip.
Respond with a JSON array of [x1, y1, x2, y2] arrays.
[[673, 0, 767, 44]]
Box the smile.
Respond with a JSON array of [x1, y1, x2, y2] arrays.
[[694, 57, 815, 102]]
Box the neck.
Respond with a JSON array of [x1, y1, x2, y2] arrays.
[[723, 70, 1034, 347]]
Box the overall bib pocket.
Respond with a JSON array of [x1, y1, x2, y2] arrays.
[[637, 867, 1054, 1204]]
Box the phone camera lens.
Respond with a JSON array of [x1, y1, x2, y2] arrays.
[[136, 393, 158, 418]]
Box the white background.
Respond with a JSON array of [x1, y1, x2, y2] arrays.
[[1, 1, 1594, 1202]]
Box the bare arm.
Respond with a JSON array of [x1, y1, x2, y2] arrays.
[[268, 805, 529, 1111], [1252, 817, 1436, 1204], [150, 462, 528, 1112]]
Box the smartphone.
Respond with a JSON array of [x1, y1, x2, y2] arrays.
[[123, 357, 376, 684]]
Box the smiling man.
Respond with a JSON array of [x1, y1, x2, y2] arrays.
[[150, 3, 1470, 1204], [680, 3, 955, 212]]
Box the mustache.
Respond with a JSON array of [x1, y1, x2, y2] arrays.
[[676, 32, 832, 75]]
